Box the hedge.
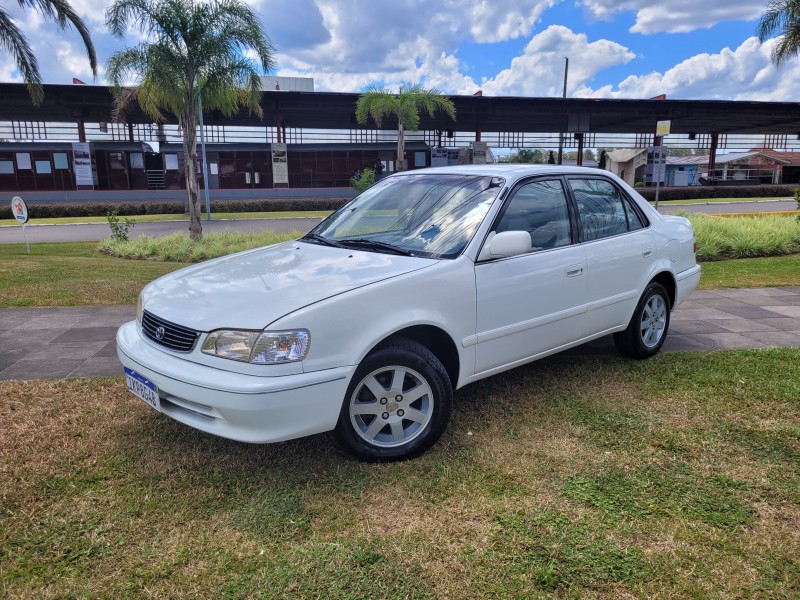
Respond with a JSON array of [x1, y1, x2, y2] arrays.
[[636, 184, 799, 202], [0, 197, 350, 220], [3, 184, 796, 218]]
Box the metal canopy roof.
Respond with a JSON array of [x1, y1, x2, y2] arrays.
[[2, 82, 800, 136]]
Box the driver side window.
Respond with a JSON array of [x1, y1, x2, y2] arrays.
[[496, 179, 572, 251]]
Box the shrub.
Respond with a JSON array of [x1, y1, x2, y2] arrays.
[[98, 229, 302, 263], [0, 197, 349, 220], [350, 168, 376, 194], [106, 207, 135, 242], [636, 184, 798, 202], [688, 214, 800, 261]]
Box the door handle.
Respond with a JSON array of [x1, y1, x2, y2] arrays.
[[642, 248, 654, 258], [566, 265, 584, 277]]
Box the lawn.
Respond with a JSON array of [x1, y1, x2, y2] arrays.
[[0, 242, 177, 307], [2, 349, 798, 598]]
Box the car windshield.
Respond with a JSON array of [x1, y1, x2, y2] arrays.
[[305, 173, 505, 259]]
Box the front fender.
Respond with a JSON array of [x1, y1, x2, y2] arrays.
[[270, 257, 478, 387]]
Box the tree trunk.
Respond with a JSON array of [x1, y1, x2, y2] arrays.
[[396, 121, 405, 172], [180, 108, 203, 240]]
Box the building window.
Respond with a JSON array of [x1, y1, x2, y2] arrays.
[[16, 153, 31, 170], [164, 154, 179, 170], [129, 153, 144, 169], [35, 160, 52, 174], [53, 153, 69, 169], [0, 161, 14, 174]]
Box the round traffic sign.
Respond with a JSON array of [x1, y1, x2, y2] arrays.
[[11, 196, 29, 224]]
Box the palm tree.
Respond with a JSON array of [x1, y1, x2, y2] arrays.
[[355, 84, 456, 172], [0, 0, 97, 104], [106, 0, 274, 240], [757, 0, 800, 65]]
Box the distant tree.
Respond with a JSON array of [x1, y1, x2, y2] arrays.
[[583, 149, 596, 162], [758, 0, 800, 65], [514, 148, 537, 163], [106, 0, 274, 240], [356, 84, 456, 172], [503, 148, 547, 163], [548, 151, 556, 164], [598, 150, 607, 170], [0, 0, 98, 104]]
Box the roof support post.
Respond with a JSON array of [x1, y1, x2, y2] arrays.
[[708, 133, 719, 185], [77, 116, 86, 143], [576, 133, 584, 166]]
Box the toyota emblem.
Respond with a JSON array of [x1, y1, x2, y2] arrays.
[[155, 326, 166, 340]]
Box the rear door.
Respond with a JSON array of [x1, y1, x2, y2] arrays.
[[567, 177, 655, 333]]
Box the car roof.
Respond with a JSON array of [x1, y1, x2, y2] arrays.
[[393, 164, 610, 179]]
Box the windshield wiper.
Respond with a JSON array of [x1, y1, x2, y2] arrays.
[[338, 238, 414, 256], [301, 233, 346, 248]]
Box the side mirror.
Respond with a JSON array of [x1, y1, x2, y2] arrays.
[[478, 230, 531, 260]]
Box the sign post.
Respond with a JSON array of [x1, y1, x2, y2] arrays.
[[654, 120, 671, 210], [11, 195, 30, 253]]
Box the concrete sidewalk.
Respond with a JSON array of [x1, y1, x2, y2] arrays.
[[2, 287, 799, 381]]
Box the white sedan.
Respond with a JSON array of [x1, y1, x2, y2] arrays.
[[117, 165, 700, 461]]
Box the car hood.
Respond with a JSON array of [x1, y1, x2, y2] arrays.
[[141, 240, 437, 331]]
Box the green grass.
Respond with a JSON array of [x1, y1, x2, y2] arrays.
[[699, 254, 800, 289], [2, 349, 799, 597], [98, 229, 301, 263], [0, 242, 178, 307]]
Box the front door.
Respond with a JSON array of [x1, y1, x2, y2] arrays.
[[474, 178, 587, 375]]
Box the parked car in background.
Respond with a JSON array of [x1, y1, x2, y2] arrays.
[[117, 165, 700, 461]]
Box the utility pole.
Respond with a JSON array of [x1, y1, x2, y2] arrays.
[[197, 80, 212, 222], [557, 57, 568, 165]]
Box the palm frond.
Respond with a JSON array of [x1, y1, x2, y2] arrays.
[[18, 0, 98, 76], [0, 7, 42, 103], [757, 0, 800, 65]]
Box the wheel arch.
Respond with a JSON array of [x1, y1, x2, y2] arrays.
[[368, 325, 460, 390], [649, 271, 677, 309]]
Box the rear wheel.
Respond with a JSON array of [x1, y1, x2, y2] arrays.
[[334, 338, 452, 462], [613, 282, 671, 359]]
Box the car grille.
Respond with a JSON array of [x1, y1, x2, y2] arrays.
[[141, 310, 200, 352]]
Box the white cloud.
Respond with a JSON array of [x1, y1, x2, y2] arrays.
[[1, 0, 797, 109], [578, 0, 764, 34], [580, 37, 800, 101], [269, 0, 555, 80], [481, 25, 636, 96]]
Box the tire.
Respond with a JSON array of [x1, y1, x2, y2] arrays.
[[613, 282, 671, 359], [334, 338, 453, 462]]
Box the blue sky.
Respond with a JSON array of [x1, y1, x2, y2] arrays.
[[1, 0, 797, 102]]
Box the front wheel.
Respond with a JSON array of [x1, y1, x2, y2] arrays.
[[613, 282, 671, 359], [334, 338, 453, 462]]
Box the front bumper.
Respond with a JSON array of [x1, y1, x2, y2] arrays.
[[116, 321, 354, 443]]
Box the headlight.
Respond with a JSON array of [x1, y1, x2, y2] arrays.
[[136, 293, 144, 324], [201, 329, 310, 364]]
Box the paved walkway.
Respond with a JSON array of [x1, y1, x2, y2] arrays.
[[2, 287, 799, 381]]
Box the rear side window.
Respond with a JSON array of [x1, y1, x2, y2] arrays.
[[568, 178, 646, 241], [496, 179, 572, 251]]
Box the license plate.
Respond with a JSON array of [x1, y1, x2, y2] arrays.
[[124, 367, 160, 411]]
